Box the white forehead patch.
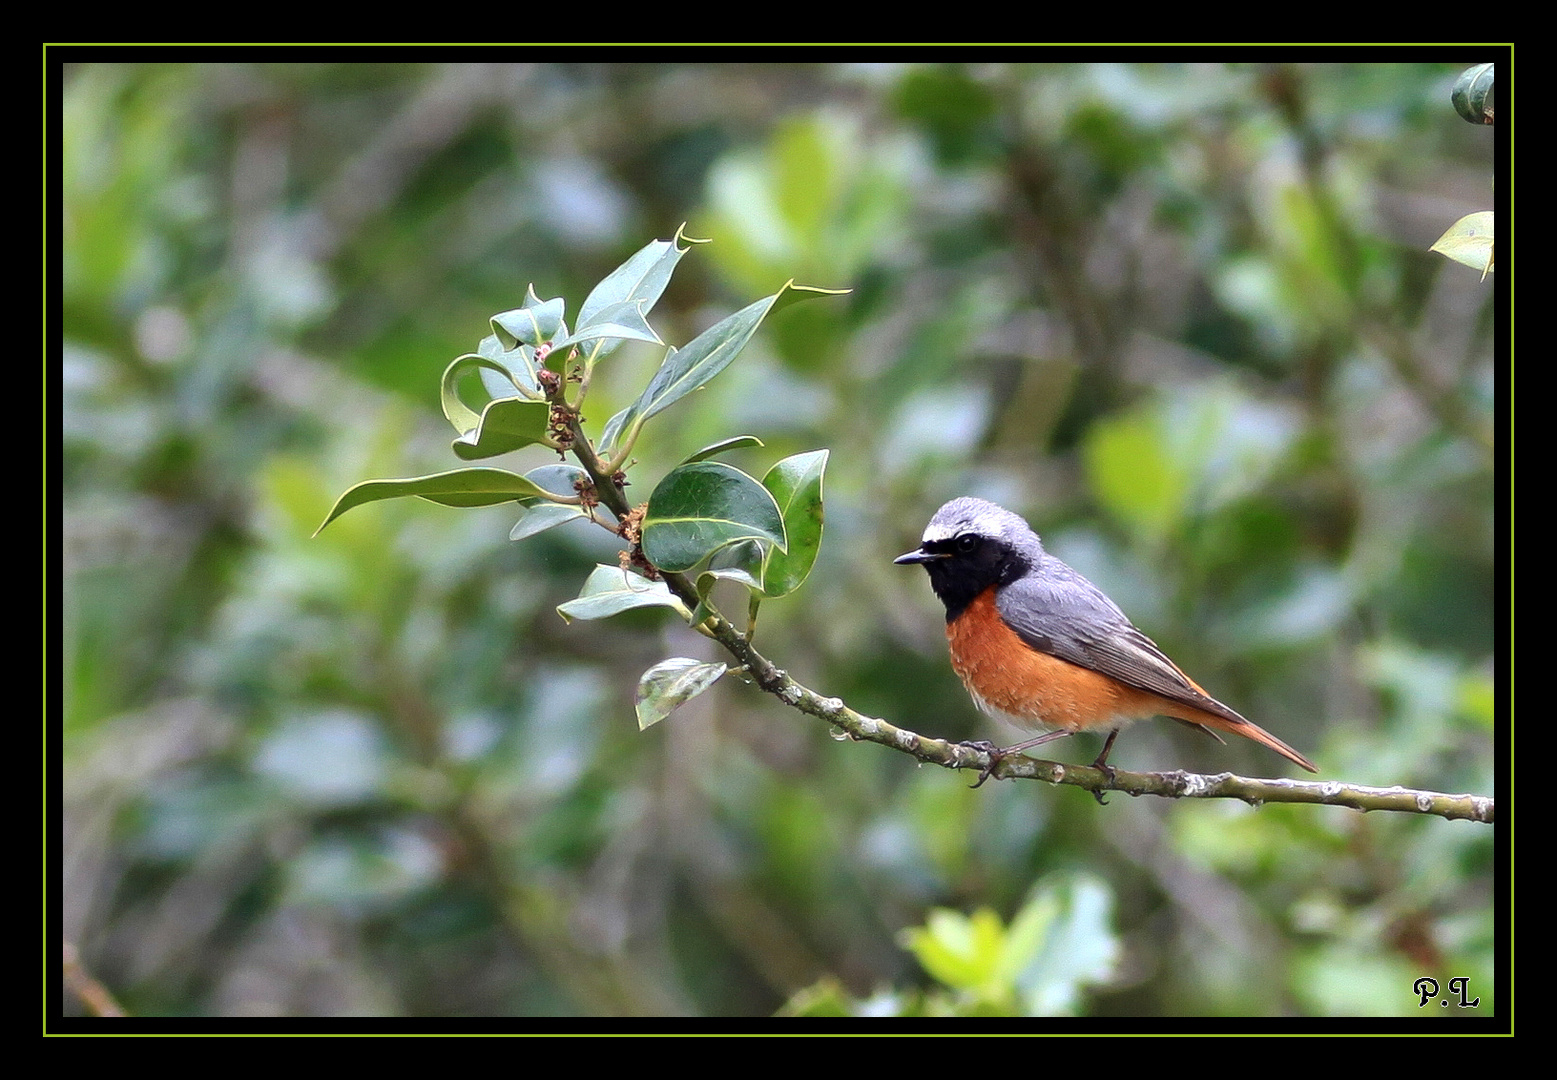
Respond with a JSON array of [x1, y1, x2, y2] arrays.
[[921, 520, 963, 543]]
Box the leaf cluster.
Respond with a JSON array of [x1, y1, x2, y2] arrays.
[[318, 229, 846, 728]]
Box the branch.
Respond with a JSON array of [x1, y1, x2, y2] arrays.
[[666, 586, 1495, 825], [557, 370, 1492, 826]]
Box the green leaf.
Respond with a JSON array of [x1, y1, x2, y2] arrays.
[[556, 564, 691, 623], [316, 468, 550, 535], [521, 463, 588, 497], [476, 334, 541, 398], [575, 224, 708, 359], [696, 565, 763, 596], [441, 354, 532, 436], [690, 564, 765, 626], [634, 657, 728, 730], [1430, 211, 1494, 279], [451, 396, 554, 460], [599, 280, 849, 452], [760, 449, 827, 597], [641, 461, 787, 573], [441, 351, 551, 458], [553, 299, 662, 351], [509, 502, 587, 542], [491, 286, 566, 350], [507, 465, 590, 539], [681, 435, 765, 465]]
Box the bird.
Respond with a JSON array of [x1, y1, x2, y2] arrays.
[[895, 497, 1317, 786]]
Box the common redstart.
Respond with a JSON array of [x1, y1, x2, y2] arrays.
[[896, 497, 1317, 783]]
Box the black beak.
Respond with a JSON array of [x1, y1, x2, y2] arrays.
[[894, 548, 946, 566]]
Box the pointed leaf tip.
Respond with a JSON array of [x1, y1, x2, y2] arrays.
[[674, 222, 712, 248], [1430, 212, 1494, 278]]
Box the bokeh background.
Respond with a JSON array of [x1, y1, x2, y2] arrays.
[[59, 61, 1497, 1019]]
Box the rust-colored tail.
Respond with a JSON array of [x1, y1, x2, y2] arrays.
[[1193, 713, 1318, 773]]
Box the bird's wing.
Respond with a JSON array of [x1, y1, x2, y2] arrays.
[[994, 557, 1246, 727]]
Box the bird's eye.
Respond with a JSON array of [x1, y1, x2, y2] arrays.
[[956, 534, 979, 554]]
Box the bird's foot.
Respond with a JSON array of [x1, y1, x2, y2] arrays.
[[1089, 758, 1118, 805], [957, 740, 1004, 789]]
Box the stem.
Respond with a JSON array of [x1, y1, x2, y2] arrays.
[[601, 414, 646, 478], [526, 489, 583, 506], [568, 415, 631, 520]]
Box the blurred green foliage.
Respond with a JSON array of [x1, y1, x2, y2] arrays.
[[59, 61, 1497, 1021]]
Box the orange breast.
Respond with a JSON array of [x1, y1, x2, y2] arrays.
[[946, 588, 1216, 733]]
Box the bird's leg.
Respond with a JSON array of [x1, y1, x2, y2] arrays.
[[961, 729, 1075, 789], [1090, 728, 1121, 777], [1089, 729, 1121, 804]]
